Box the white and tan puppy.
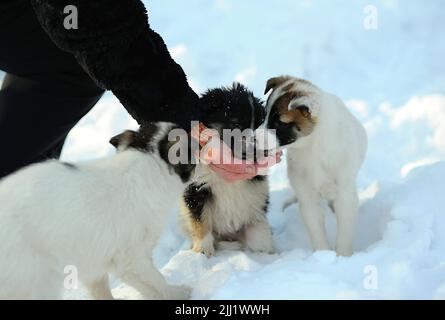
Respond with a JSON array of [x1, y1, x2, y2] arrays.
[[258, 76, 367, 256], [0, 123, 192, 299]]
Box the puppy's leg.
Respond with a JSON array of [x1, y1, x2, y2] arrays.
[[244, 218, 275, 253], [121, 256, 190, 300], [85, 274, 114, 300], [332, 185, 359, 256], [298, 192, 331, 252], [181, 183, 215, 257], [191, 217, 215, 257]]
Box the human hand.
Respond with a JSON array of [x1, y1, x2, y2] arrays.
[[191, 123, 282, 182]]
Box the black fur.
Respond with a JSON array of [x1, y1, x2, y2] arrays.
[[183, 182, 213, 221], [267, 107, 299, 146], [262, 195, 270, 214], [109, 123, 159, 152], [250, 175, 267, 182], [158, 129, 196, 183], [130, 124, 159, 152], [200, 83, 265, 132], [31, 0, 200, 128], [131, 124, 159, 152]]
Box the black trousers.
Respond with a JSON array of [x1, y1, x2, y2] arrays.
[[0, 1, 105, 178]]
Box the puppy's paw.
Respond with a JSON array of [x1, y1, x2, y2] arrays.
[[263, 246, 277, 255], [202, 244, 215, 257], [250, 243, 276, 255], [192, 233, 215, 257], [192, 243, 215, 257], [244, 224, 275, 254]]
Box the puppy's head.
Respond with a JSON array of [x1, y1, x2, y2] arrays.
[[261, 75, 320, 147], [110, 123, 195, 183], [199, 83, 266, 160], [200, 83, 265, 132]]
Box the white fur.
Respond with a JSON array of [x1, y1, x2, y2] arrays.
[[263, 78, 367, 256], [0, 123, 189, 299]]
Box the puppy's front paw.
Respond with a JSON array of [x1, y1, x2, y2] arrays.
[[192, 233, 215, 257], [255, 245, 276, 255], [192, 243, 215, 257]]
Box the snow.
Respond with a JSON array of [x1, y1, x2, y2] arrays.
[[2, 0, 445, 299]]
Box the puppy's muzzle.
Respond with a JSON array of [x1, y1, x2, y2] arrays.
[[254, 128, 280, 159]]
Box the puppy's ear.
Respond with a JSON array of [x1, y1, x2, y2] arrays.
[[264, 76, 292, 94], [282, 106, 311, 121], [109, 130, 137, 149]]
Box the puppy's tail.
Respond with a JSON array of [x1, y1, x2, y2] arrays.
[[216, 241, 243, 251], [282, 196, 298, 211]]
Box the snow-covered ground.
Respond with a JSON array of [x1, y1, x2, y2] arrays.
[[3, 0, 445, 299]]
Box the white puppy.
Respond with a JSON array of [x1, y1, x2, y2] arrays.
[[258, 76, 367, 256], [0, 123, 193, 299]]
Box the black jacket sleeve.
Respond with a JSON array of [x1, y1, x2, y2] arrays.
[[31, 0, 200, 128]]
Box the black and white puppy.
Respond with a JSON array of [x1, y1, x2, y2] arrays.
[[0, 122, 193, 299], [180, 83, 274, 257]]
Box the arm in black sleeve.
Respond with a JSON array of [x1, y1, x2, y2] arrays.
[[31, 0, 200, 128]]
